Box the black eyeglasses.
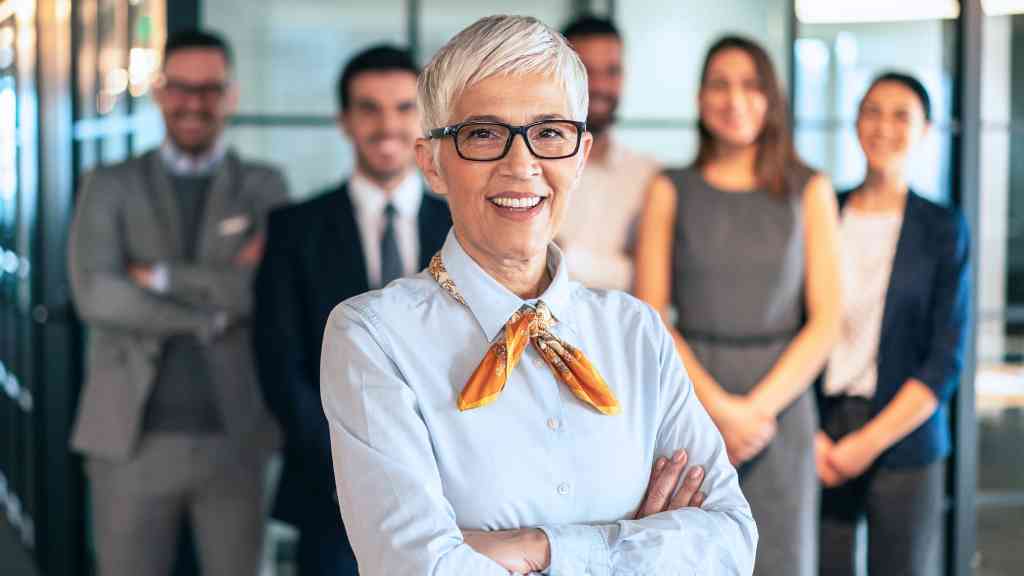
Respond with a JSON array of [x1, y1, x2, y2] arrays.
[[159, 78, 230, 101], [427, 119, 587, 161]]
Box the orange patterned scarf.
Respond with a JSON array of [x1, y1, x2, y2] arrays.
[[430, 253, 620, 415]]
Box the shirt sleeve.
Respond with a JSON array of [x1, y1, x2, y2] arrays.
[[538, 305, 757, 576], [320, 303, 512, 576]]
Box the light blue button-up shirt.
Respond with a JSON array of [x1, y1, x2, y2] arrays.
[[321, 231, 757, 575]]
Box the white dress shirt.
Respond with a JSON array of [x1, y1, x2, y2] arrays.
[[826, 210, 904, 398], [557, 135, 659, 292], [348, 171, 424, 288], [320, 231, 756, 575]]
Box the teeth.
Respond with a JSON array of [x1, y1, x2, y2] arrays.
[[491, 196, 542, 209]]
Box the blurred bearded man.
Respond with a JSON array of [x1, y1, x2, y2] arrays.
[[253, 45, 451, 576], [558, 16, 659, 292]]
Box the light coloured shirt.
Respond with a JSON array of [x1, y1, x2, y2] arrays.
[[321, 230, 756, 576], [826, 210, 904, 398], [159, 138, 227, 177], [349, 171, 424, 288], [557, 135, 659, 291]]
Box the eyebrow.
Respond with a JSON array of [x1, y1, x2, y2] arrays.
[[460, 113, 568, 124]]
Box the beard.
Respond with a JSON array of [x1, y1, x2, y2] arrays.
[[587, 93, 619, 136], [166, 112, 220, 155], [356, 130, 416, 184]]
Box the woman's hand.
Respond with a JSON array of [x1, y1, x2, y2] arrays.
[[714, 394, 777, 465], [814, 431, 845, 487], [827, 429, 883, 480], [635, 449, 706, 519], [462, 528, 550, 574]]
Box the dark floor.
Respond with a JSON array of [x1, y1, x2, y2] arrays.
[[975, 408, 1024, 576]]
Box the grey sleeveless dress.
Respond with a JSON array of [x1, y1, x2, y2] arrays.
[[667, 166, 817, 576]]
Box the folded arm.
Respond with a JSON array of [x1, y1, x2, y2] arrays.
[[538, 305, 757, 576], [68, 171, 217, 336]]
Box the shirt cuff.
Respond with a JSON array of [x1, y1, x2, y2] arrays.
[[538, 524, 610, 576], [150, 262, 169, 293]]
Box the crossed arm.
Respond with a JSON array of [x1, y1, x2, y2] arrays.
[[320, 303, 756, 575], [69, 168, 288, 335]]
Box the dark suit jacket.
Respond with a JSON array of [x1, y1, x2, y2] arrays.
[[253, 181, 451, 527], [821, 190, 970, 468]]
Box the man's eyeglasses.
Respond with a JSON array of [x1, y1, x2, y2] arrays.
[[159, 78, 229, 101], [427, 120, 586, 161]]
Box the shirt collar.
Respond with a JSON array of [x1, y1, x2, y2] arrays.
[[160, 138, 227, 177], [349, 170, 423, 217], [440, 229, 576, 342]]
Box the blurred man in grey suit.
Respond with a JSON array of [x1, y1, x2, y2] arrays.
[[68, 30, 288, 576]]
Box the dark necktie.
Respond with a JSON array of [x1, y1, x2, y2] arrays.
[[379, 203, 403, 287]]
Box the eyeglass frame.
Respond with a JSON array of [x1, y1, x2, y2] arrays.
[[427, 119, 588, 161], [156, 76, 232, 101]]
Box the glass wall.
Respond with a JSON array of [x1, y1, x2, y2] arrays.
[[975, 5, 1024, 575], [208, 0, 791, 197], [794, 16, 957, 203], [0, 0, 39, 554], [614, 0, 789, 166]]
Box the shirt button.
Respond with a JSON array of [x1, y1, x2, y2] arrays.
[[557, 482, 571, 496], [547, 418, 560, 431]]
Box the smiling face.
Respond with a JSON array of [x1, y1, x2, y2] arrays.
[[154, 48, 237, 155], [416, 72, 591, 268], [341, 70, 421, 185], [698, 47, 768, 150], [856, 81, 929, 176]]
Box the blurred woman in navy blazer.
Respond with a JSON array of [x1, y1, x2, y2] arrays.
[[816, 72, 970, 576]]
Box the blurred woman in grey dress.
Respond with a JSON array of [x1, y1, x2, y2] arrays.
[[635, 36, 841, 576]]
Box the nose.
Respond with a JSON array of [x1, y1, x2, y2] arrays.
[[181, 92, 205, 112], [498, 131, 540, 179], [728, 85, 746, 111]]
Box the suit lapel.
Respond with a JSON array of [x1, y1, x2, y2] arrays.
[[416, 191, 451, 269], [197, 152, 240, 262], [328, 183, 371, 293], [146, 151, 184, 258]]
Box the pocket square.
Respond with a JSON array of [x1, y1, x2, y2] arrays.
[[218, 215, 251, 236]]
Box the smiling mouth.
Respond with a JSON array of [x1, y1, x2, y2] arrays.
[[489, 196, 545, 210]]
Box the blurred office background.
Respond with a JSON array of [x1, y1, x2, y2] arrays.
[[0, 0, 1022, 574]]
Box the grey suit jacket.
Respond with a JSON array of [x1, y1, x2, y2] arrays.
[[68, 148, 289, 461]]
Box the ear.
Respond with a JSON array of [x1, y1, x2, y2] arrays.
[[337, 111, 352, 139], [416, 138, 448, 196], [224, 81, 240, 115], [575, 131, 594, 178]]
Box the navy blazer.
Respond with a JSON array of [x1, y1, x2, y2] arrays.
[[821, 190, 971, 468], [252, 181, 452, 526]]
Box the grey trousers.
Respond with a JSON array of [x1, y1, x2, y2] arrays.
[[86, 434, 269, 576], [819, 397, 945, 576]]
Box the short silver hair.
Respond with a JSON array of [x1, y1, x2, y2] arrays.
[[418, 15, 589, 134]]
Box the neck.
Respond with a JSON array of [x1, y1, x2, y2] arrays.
[[456, 232, 551, 300], [713, 141, 758, 173], [356, 165, 413, 195], [589, 132, 613, 164], [169, 138, 217, 160], [853, 169, 909, 212], [703, 142, 759, 190]]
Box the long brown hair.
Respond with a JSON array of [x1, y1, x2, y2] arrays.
[[694, 36, 808, 198]]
